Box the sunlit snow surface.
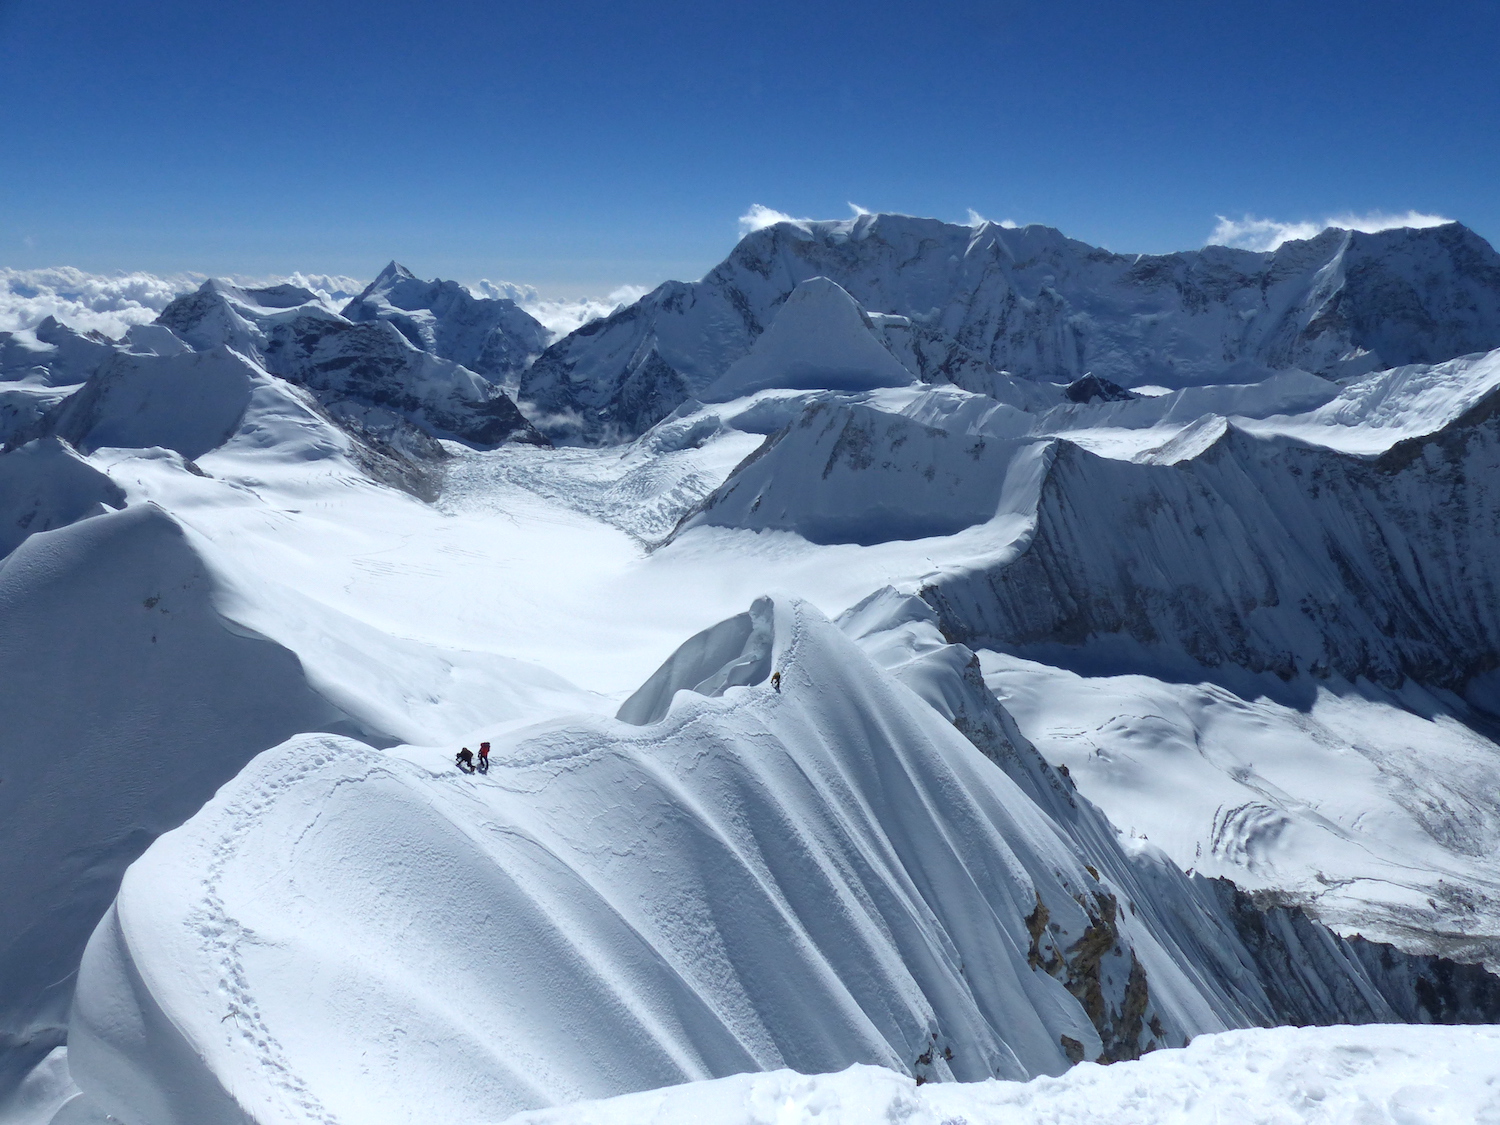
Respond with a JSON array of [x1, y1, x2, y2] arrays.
[[63, 345, 1500, 948], [8, 303, 1500, 1122], [505, 1025, 1500, 1125]]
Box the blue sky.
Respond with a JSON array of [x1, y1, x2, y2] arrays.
[[2, 0, 1497, 294]]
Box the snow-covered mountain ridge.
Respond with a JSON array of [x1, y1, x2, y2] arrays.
[[519, 214, 1500, 441], [4, 216, 1500, 1124]]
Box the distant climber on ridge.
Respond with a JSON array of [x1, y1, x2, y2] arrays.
[[477, 742, 491, 773], [455, 747, 475, 773]]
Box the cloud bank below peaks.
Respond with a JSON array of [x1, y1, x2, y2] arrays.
[[0, 268, 364, 337], [1209, 210, 1454, 253], [493, 284, 653, 339]]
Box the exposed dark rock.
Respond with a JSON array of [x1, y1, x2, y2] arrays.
[[1064, 373, 1136, 403]]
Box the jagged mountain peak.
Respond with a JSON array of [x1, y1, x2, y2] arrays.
[[366, 259, 418, 289], [343, 261, 549, 383]]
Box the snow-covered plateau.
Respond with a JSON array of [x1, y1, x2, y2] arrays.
[[2, 213, 1500, 1124]]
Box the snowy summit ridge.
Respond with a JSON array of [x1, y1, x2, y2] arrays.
[[520, 213, 1500, 441], [4, 215, 1500, 1125]]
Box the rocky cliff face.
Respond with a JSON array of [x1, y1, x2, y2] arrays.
[[520, 214, 1500, 442]]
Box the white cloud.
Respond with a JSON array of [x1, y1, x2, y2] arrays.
[[499, 283, 653, 340], [737, 204, 808, 238], [966, 210, 1019, 229], [0, 267, 198, 336], [475, 278, 539, 304], [847, 202, 871, 217], [1208, 210, 1454, 253], [278, 272, 366, 304], [0, 267, 372, 337]]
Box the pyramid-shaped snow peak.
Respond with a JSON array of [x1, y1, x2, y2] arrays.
[[702, 276, 916, 401]]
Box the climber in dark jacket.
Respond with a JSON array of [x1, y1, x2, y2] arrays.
[[456, 747, 475, 772]]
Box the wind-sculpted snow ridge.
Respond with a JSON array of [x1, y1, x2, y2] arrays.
[[614, 595, 774, 722], [0, 503, 361, 1073], [343, 262, 550, 386], [65, 598, 1500, 1125], [500, 1025, 1500, 1125], [156, 278, 544, 449], [644, 351, 1500, 966], [519, 212, 1500, 441]]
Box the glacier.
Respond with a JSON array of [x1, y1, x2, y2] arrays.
[[2, 216, 1500, 1124]]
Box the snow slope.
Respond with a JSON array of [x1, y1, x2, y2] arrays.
[[64, 598, 1500, 1124], [0, 439, 124, 559], [700, 277, 915, 401], [503, 1024, 1500, 1125], [0, 342, 596, 1068], [0, 504, 357, 1054]]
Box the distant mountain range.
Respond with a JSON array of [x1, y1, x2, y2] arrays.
[[522, 215, 1500, 440]]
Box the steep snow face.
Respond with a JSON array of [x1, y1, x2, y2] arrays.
[[868, 312, 1061, 412], [682, 397, 1023, 545], [343, 262, 550, 384], [40, 349, 260, 460], [923, 392, 1500, 698], [14, 346, 387, 485], [701, 278, 915, 401], [0, 504, 357, 1052], [156, 280, 543, 448], [615, 595, 773, 723], [0, 318, 116, 388], [0, 438, 124, 558], [497, 1025, 1500, 1125], [521, 214, 1500, 441]]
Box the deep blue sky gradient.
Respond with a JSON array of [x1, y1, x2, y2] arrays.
[[2, 0, 1497, 292]]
